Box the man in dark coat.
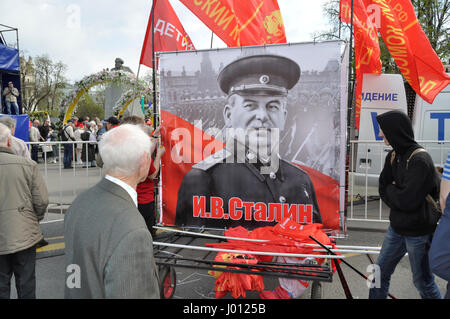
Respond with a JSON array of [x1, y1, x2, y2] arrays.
[[369, 110, 441, 299], [64, 124, 159, 299], [175, 54, 322, 229]]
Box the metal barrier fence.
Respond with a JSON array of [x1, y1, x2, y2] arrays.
[[31, 139, 449, 225], [27, 140, 103, 225], [348, 140, 450, 223]]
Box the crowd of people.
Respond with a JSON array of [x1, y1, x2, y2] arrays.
[[0, 114, 165, 299], [27, 116, 116, 168]]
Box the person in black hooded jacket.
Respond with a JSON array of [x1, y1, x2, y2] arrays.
[[369, 110, 442, 299]]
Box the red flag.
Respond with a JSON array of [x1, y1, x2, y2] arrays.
[[140, 0, 195, 68], [179, 0, 286, 47], [340, 0, 382, 129], [354, 1, 382, 129], [363, 0, 450, 104], [339, 0, 352, 24]]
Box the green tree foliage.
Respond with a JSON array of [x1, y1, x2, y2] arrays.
[[74, 94, 104, 120], [412, 0, 450, 59]]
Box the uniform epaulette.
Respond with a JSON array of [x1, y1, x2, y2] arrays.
[[192, 149, 233, 171], [283, 160, 308, 173]]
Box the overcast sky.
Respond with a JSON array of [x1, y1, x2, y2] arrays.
[[0, 0, 332, 81]]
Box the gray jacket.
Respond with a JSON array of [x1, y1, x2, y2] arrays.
[[11, 136, 31, 159], [64, 178, 160, 299], [2, 87, 19, 102], [0, 147, 48, 255]]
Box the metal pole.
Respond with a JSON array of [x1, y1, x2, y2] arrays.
[[344, 0, 355, 230], [310, 235, 397, 299], [348, 0, 354, 85], [150, 0, 160, 230], [153, 241, 346, 259], [15, 27, 24, 115], [151, 0, 157, 129]]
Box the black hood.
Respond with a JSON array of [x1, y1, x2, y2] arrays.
[[376, 110, 418, 154]]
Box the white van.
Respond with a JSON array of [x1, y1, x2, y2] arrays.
[[412, 82, 450, 168], [354, 74, 450, 187]]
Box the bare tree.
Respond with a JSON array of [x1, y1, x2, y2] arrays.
[[20, 54, 68, 114]]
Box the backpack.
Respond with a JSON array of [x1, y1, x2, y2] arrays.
[[390, 148, 442, 217], [60, 125, 74, 141], [59, 126, 68, 141]]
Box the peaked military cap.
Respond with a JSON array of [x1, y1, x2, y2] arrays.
[[218, 54, 301, 96]]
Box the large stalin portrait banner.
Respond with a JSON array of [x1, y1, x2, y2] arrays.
[[158, 41, 347, 233]]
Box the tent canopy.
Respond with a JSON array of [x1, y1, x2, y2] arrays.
[[0, 24, 21, 114], [0, 24, 19, 73], [0, 43, 19, 73]]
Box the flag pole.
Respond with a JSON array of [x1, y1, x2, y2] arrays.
[[136, 64, 141, 82], [150, 0, 160, 229], [210, 31, 214, 49], [151, 0, 157, 130], [344, 0, 355, 234], [347, 0, 355, 120]]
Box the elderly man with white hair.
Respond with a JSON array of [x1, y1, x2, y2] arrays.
[[0, 123, 48, 299], [0, 116, 30, 158], [64, 124, 160, 299]]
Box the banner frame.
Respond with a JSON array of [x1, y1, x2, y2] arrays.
[[156, 40, 350, 237]]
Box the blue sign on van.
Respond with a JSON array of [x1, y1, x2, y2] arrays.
[[430, 112, 450, 141], [371, 112, 383, 141]]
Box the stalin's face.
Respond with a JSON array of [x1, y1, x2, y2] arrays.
[[224, 93, 287, 154], [224, 93, 287, 131]]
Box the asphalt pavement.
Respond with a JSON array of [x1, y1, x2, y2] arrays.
[[20, 218, 445, 300]]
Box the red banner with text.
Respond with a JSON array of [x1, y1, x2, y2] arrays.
[[363, 0, 449, 104], [340, 0, 382, 129], [140, 0, 195, 68], [179, 0, 287, 47]]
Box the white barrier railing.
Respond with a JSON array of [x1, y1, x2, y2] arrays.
[[348, 140, 450, 223], [26, 141, 103, 225]]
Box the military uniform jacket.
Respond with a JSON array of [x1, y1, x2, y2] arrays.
[[175, 150, 322, 229]]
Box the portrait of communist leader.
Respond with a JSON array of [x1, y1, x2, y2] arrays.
[[175, 54, 322, 229]]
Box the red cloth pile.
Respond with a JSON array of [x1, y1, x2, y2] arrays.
[[207, 219, 333, 262], [207, 218, 336, 299], [208, 252, 264, 299]]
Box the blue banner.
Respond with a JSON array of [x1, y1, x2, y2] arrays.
[[0, 43, 19, 72], [0, 114, 29, 142]]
